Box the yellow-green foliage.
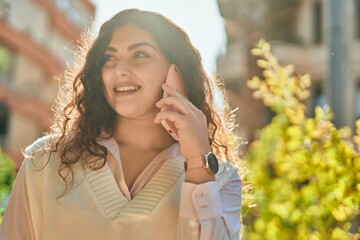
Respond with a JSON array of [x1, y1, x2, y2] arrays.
[[245, 39, 360, 240], [0, 150, 15, 224]]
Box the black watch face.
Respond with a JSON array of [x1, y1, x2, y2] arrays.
[[207, 153, 219, 174]]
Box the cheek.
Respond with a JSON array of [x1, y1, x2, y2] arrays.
[[146, 73, 166, 97]]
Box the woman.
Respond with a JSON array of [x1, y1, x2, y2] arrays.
[[0, 9, 242, 240]]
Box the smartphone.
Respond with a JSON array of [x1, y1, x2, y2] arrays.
[[160, 64, 187, 141]]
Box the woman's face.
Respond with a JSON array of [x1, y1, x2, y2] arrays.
[[101, 24, 169, 121]]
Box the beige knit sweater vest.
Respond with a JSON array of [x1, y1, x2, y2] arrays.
[[24, 136, 236, 240]]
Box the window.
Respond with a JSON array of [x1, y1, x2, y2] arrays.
[[268, 0, 299, 43], [313, 1, 323, 44], [0, 101, 9, 148], [53, 0, 70, 11], [0, 0, 10, 20], [0, 45, 14, 86], [67, 7, 82, 28]]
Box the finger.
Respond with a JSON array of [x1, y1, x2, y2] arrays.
[[159, 99, 199, 115], [156, 96, 190, 114], [154, 110, 186, 127], [161, 84, 198, 111]]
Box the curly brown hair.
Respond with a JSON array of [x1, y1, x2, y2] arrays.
[[50, 9, 241, 194]]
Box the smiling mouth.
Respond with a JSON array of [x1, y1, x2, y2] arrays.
[[114, 86, 140, 93]]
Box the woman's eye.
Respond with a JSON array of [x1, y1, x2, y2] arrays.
[[104, 55, 116, 62], [134, 51, 149, 58]]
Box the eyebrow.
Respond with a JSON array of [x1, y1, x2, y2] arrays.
[[105, 42, 158, 52]]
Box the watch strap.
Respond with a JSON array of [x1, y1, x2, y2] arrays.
[[184, 154, 207, 171]]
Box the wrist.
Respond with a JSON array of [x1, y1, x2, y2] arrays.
[[184, 152, 219, 175], [185, 167, 215, 184]]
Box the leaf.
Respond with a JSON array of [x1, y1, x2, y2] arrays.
[[257, 59, 269, 69], [251, 48, 263, 56]]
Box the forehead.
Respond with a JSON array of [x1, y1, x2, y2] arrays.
[[108, 24, 159, 48]]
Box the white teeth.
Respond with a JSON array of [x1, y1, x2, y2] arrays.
[[115, 86, 139, 92]]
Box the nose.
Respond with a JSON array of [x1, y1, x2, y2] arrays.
[[115, 59, 130, 77]]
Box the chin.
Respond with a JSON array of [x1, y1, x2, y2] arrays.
[[115, 112, 156, 122]]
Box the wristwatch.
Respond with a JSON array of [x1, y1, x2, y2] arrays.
[[184, 152, 219, 174]]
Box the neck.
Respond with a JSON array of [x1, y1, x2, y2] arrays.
[[112, 116, 176, 152]]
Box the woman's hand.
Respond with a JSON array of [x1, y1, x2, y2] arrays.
[[154, 83, 215, 183], [154, 83, 211, 159]]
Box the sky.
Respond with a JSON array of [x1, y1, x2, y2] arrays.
[[90, 0, 227, 75]]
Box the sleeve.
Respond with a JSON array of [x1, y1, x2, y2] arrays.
[[176, 170, 242, 240], [0, 162, 36, 240]]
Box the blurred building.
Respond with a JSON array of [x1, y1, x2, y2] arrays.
[[0, 0, 95, 168], [217, 0, 360, 144]]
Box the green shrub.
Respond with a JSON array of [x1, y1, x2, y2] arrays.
[[244, 40, 360, 239], [0, 149, 15, 224]]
